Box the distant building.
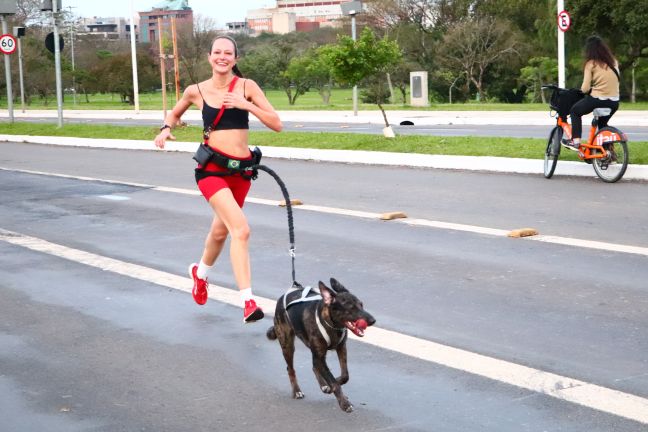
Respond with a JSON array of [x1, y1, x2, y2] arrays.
[[78, 16, 137, 41], [138, 0, 193, 43], [225, 21, 249, 34], [246, 0, 353, 34]]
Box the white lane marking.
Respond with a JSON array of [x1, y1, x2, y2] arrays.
[[1, 227, 646, 425], [2, 167, 647, 257], [98, 195, 130, 201], [530, 235, 648, 257], [400, 218, 510, 236]]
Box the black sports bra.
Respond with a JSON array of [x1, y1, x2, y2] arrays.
[[201, 101, 249, 131], [198, 80, 249, 131]]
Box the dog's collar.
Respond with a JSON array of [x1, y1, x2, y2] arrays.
[[316, 305, 346, 348]]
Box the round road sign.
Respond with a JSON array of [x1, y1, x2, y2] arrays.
[[558, 10, 571, 32], [0, 33, 17, 55]]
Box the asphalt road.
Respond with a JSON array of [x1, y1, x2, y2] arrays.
[[1, 142, 647, 431], [6, 116, 648, 140]]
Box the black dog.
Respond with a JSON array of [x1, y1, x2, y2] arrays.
[[266, 278, 375, 413]]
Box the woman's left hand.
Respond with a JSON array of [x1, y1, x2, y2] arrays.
[[223, 92, 253, 111]]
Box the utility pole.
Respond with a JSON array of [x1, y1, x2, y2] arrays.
[[67, 6, 77, 106], [157, 17, 167, 119], [52, 0, 63, 127], [171, 16, 180, 103], [129, 0, 140, 113]]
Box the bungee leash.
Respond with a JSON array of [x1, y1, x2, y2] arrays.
[[253, 164, 302, 289]]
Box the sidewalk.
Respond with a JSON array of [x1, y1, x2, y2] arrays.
[[2, 133, 647, 181]]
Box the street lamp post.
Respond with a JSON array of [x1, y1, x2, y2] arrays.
[[341, 1, 362, 117]]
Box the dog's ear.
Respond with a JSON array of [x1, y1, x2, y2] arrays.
[[330, 278, 348, 293], [319, 281, 336, 305]]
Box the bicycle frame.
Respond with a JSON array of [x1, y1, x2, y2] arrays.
[[555, 116, 621, 161]]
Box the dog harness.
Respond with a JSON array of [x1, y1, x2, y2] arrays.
[[282, 286, 347, 348]]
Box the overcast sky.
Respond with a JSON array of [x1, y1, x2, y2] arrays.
[[61, 0, 275, 27]]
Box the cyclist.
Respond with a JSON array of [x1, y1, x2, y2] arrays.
[[565, 36, 620, 150]]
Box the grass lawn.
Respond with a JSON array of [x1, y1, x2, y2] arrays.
[[4, 89, 648, 111], [1, 122, 646, 164]]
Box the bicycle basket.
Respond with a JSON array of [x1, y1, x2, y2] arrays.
[[550, 88, 585, 118]]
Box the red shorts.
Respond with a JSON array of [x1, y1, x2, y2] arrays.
[[196, 149, 252, 207]]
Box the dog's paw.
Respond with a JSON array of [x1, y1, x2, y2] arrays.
[[320, 385, 332, 394], [340, 400, 354, 413], [293, 391, 305, 399]]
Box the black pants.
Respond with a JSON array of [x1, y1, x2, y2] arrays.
[[570, 95, 619, 140]]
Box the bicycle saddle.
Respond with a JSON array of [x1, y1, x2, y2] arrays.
[[593, 108, 612, 117]]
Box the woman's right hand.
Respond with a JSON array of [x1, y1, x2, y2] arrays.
[[154, 128, 175, 149]]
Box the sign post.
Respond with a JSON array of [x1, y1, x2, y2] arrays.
[[0, 24, 15, 122], [0, 0, 15, 122], [557, 1, 571, 88]]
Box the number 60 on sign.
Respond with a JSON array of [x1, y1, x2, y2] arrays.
[[0, 34, 16, 55]]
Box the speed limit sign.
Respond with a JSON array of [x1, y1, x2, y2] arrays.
[[557, 10, 571, 32], [0, 33, 17, 55]]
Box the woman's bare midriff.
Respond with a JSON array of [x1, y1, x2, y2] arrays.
[[207, 129, 250, 157]]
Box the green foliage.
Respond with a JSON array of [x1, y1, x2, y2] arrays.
[[95, 50, 113, 60], [321, 27, 401, 87], [320, 27, 402, 125], [520, 57, 558, 102]]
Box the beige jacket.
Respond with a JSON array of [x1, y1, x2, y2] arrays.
[[581, 60, 620, 100]]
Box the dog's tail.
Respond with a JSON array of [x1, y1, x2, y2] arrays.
[[266, 326, 277, 340]]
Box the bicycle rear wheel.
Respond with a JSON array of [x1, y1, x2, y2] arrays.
[[592, 127, 629, 183], [544, 126, 562, 179]]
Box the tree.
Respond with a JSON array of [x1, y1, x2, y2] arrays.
[[307, 47, 335, 104], [438, 18, 521, 101], [90, 52, 158, 105], [282, 54, 311, 106], [569, 0, 648, 101], [519, 57, 558, 103], [237, 47, 284, 89], [321, 28, 402, 127], [282, 48, 334, 105], [176, 14, 218, 85]]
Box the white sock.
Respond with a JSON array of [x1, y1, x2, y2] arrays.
[[240, 287, 253, 302], [196, 260, 212, 280]]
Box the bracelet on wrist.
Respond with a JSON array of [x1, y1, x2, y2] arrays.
[[160, 124, 171, 131]]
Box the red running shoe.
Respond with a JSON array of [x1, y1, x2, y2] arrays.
[[188, 263, 208, 305], [243, 299, 264, 323]]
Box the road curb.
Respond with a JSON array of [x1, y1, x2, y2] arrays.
[[1, 134, 647, 181]]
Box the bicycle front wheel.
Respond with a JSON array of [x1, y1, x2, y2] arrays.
[[544, 126, 562, 179], [592, 127, 629, 183]]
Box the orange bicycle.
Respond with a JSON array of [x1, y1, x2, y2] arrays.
[[542, 85, 629, 183]]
